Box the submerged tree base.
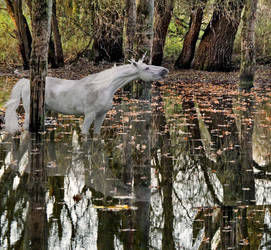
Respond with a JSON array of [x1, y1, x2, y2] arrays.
[[239, 72, 255, 90], [239, 80, 254, 91]]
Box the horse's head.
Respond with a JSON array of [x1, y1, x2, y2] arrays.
[[129, 60, 169, 82]]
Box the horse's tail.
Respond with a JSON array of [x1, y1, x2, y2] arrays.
[[4, 78, 27, 134]]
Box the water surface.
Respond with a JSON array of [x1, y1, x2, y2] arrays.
[[1, 77, 271, 249]]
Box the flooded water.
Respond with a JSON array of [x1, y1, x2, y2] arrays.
[[1, 76, 271, 249]]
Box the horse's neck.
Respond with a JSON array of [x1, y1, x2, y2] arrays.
[[110, 65, 139, 93]]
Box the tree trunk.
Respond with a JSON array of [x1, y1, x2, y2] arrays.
[[27, 133, 47, 250], [175, 0, 207, 69], [48, 35, 58, 68], [193, 1, 244, 71], [239, 0, 258, 90], [29, 0, 52, 133], [135, 0, 154, 63], [124, 0, 137, 62], [5, 0, 32, 70], [152, 0, 175, 66], [51, 0, 64, 67]]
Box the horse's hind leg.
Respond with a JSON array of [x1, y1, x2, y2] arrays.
[[94, 113, 106, 135]]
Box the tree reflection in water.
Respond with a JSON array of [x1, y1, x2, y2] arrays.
[[1, 82, 271, 249], [27, 133, 48, 249]]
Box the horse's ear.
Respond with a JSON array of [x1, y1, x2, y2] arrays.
[[128, 59, 138, 68], [132, 61, 138, 67]]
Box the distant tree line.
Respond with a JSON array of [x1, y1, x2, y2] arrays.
[[3, 0, 261, 80]]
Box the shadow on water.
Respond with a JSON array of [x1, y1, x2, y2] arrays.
[[2, 79, 271, 249]]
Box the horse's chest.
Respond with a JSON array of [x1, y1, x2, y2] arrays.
[[97, 101, 112, 115], [91, 96, 112, 115]]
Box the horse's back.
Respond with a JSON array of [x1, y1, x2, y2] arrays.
[[46, 77, 76, 88]]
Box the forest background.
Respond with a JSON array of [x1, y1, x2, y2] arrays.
[[0, 0, 270, 81]]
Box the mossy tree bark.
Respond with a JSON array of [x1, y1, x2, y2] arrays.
[[124, 0, 136, 62], [193, 0, 244, 71], [174, 0, 207, 69], [5, 0, 32, 70], [152, 0, 175, 66], [29, 0, 52, 133], [239, 0, 258, 90], [135, 0, 154, 63]]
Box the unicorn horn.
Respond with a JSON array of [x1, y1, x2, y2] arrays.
[[139, 51, 148, 63]]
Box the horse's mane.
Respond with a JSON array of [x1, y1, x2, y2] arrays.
[[81, 64, 135, 90]]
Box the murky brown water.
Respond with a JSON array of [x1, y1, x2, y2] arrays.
[[1, 77, 271, 249]]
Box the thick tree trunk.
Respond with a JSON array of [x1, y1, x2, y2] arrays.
[[193, 1, 244, 71], [175, 0, 207, 69], [29, 0, 52, 133], [152, 0, 175, 66], [135, 0, 154, 63], [52, 0, 64, 67], [239, 0, 258, 90], [5, 0, 32, 69], [124, 0, 137, 62]]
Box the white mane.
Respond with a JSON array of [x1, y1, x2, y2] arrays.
[[82, 64, 136, 91]]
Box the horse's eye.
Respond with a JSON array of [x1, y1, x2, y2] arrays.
[[145, 67, 149, 71]]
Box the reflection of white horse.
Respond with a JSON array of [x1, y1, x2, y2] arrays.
[[5, 60, 168, 135]]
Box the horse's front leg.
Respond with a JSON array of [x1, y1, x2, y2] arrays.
[[94, 113, 107, 135], [81, 113, 95, 135]]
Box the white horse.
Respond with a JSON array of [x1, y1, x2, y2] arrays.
[[5, 60, 168, 135]]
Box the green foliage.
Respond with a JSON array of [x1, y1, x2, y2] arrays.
[[163, 3, 189, 63], [0, 9, 21, 67], [164, 22, 183, 63], [57, 0, 94, 59]]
